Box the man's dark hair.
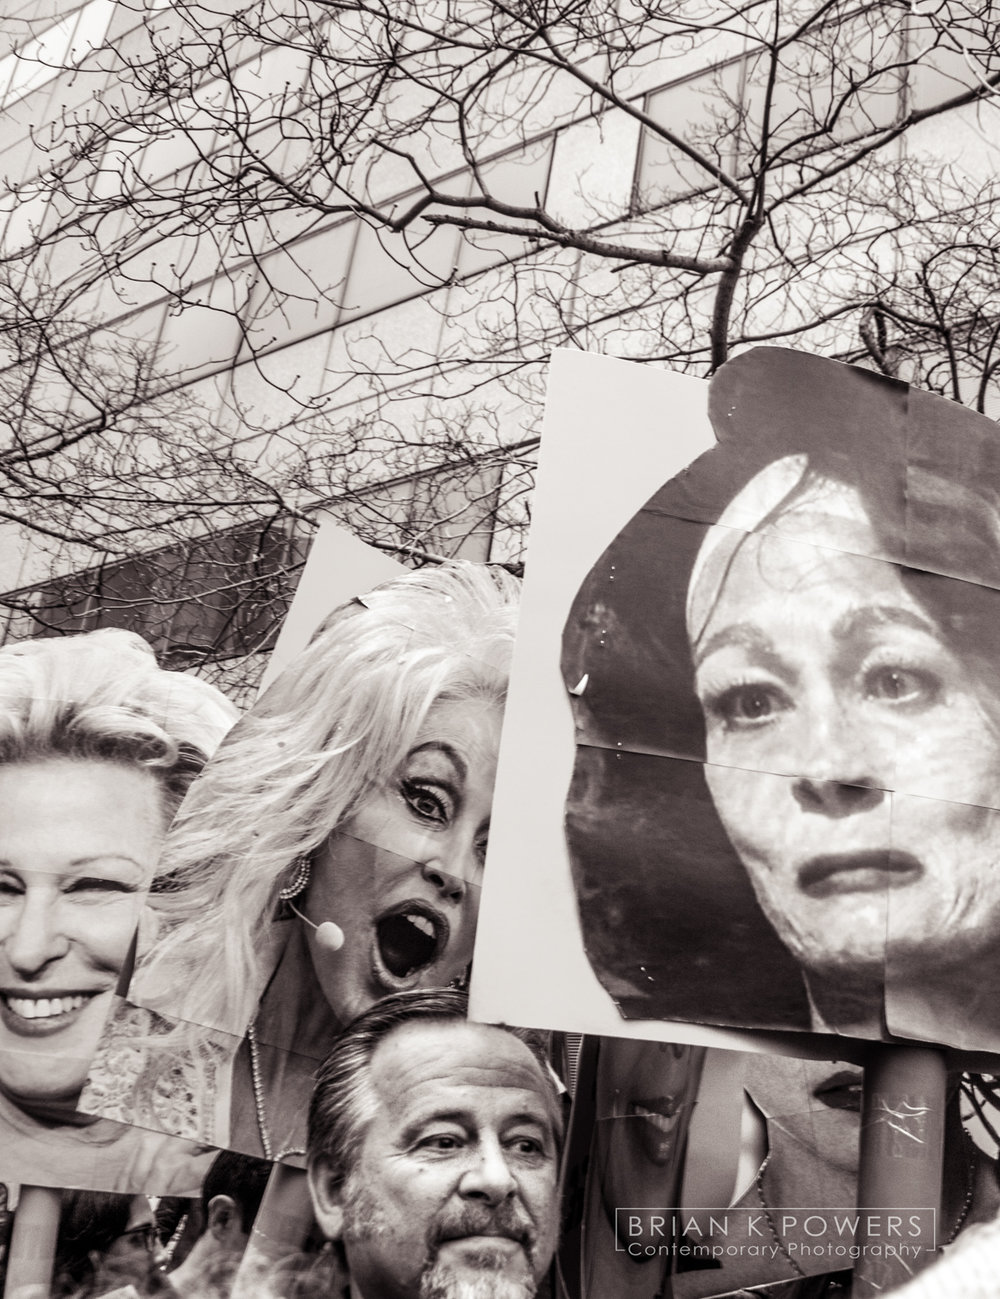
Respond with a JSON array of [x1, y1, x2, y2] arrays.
[[307, 988, 562, 1187], [202, 1150, 272, 1233], [52, 1191, 167, 1299], [56, 1190, 133, 1278]]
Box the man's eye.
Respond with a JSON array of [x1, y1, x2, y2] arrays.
[[402, 780, 451, 824], [419, 1133, 463, 1151], [508, 1136, 546, 1158]]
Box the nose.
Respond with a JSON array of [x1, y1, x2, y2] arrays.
[[420, 858, 466, 903], [789, 694, 888, 818], [792, 776, 885, 817], [458, 1137, 518, 1206], [4, 888, 69, 976]]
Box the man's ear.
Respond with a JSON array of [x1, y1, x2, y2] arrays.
[[307, 1156, 344, 1242], [206, 1195, 241, 1245]]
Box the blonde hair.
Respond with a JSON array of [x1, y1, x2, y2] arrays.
[[132, 561, 520, 1037], [0, 629, 238, 828]]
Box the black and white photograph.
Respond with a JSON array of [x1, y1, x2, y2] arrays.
[[559, 1029, 1000, 1299], [563, 347, 1000, 1050], [82, 557, 520, 1160], [474, 347, 1000, 1056], [0, 628, 238, 1191], [3, 0, 1000, 1294]]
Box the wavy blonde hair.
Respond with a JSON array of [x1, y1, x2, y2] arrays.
[[132, 561, 520, 1037], [0, 629, 237, 827]]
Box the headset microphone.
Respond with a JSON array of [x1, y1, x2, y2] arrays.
[[287, 899, 346, 952]]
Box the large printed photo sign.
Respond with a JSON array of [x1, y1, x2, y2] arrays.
[[473, 347, 1000, 1055], [0, 520, 401, 1192], [0, 630, 239, 1195], [80, 535, 519, 1161], [556, 1028, 999, 1299]]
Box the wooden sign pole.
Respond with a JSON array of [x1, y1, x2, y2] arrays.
[[5, 1185, 61, 1299], [853, 1046, 947, 1296]]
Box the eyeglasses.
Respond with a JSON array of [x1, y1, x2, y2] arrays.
[[115, 1223, 160, 1253]]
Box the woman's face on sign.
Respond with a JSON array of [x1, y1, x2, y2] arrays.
[[692, 485, 1000, 984], [0, 759, 164, 1107], [303, 696, 502, 1026], [592, 1038, 703, 1226]]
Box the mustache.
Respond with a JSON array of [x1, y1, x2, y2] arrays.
[[430, 1202, 537, 1257]]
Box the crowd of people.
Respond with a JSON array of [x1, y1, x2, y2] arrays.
[[3, 988, 999, 1299]]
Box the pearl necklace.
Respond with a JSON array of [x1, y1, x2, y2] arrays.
[[247, 1018, 306, 1163]]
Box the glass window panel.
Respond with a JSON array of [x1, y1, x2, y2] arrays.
[[244, 220, 355, 352], [636, 62, 742, 209], [407, 461, 504, 561], [340, 208, 460, 321], [156, 280, 247, 381], [741, 9, 903, 167], [455, 140, 554, 277], [68, 0, 114, 57]]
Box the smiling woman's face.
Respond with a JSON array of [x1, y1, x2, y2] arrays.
[[692, 485, 1000, 983], [302, 697, 502, 1027], [0, 759, 165, 1107]]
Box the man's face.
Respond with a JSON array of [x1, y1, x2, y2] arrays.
[[310, 1019, 560, 1299]]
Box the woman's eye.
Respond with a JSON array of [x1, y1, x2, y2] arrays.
[[402, 780, 451, 824], [0, 876, 24, 900], [864, 665, 940, 707], [706, 682, 791, 729], [65, 877, 135, 897]]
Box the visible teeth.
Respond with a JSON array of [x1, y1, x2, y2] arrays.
[[634, 1106, 677, 1132], [6, 995, 87, 1019], [405, 913, 435, 938]]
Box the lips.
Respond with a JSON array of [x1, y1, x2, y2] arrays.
[[0, 991, 100, 1037], [798, 851, 923, 898], [435, 1204, 534, 1255], [812, 1069, 864, 1112], [439, 1227, 527, 1245], [627, 1095, 688, 1164], [374, 901, 449, 985]]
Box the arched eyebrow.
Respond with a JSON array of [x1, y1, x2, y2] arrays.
[[0, 855, 148, 873], [407, 741, 467, 782], [693, 605, 936, 673], [692, 624, 789, 678], [501, 1111, 556, 1141], [831, 605, 935, 641]]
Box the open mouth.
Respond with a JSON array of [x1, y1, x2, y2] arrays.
[[813, 1069, 864, 1112], [374, 902, 449, 984], [627, 1096, 687, 1164], [0, 992, 97, 1036]]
